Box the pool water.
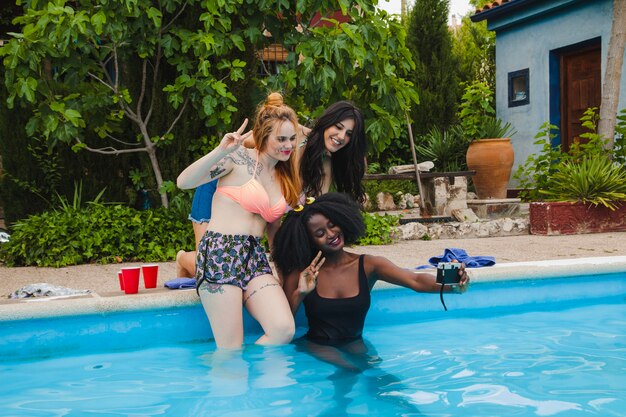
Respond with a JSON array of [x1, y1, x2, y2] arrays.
[[1, 275, 625, 417]]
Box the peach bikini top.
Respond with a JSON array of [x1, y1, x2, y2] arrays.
[[215, 152, 287, 223]]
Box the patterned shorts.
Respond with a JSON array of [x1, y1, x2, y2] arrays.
[[196, 230, 272, 291]]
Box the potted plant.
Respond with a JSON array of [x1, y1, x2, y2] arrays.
[[516, 108, 626, 235], [529, 156, 626, 234], [458, 81, 517, 199]]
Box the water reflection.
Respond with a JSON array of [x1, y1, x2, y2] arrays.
[[199, 344, 297, 394], [200, 348, 250, 397], [295, 337, 425, 416]]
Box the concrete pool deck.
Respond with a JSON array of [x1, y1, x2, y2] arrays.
[[1, 232, 626, 320]]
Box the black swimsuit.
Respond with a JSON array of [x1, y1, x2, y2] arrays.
[[304, 255, 371, 344]]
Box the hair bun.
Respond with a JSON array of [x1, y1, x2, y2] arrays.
[[266, 92, 284, 107]]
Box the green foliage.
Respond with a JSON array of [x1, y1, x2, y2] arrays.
[[1, 0, 418, 211], [262, 2, 419, 155], [451, 15, 495, 88], [405, 0, 460, 136], [1, 135, 62, 207], [538, 157, 626, 210], [480, 117, 516, 139], [53, 181, 106, 212], [357, 212, 400, 245], [458, 81, 515, 140], [513, 122, 561, 201], [0, 198, 400, 266], [458, 81, 492, 139], [415, 125, 468, 171], [613, 108, 626, 164], [366, 162, 382, 174], [370, 130, 413, 169], [0, 205, 194, 267], [363, 180, 417, 211], [514, 107, 626, 207]]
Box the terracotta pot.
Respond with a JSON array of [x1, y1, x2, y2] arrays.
[[529, 201, 626, 235], [466, 138, 514, 199]]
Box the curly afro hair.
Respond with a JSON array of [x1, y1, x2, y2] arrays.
[[271, 193, 365, 275]]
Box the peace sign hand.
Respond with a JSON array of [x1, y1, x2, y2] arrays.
[[219, 119, 253, 153], [298, 251, 326, 295]]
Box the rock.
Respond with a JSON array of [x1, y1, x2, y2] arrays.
[[376, 192, 396, 211], [451, 208, 479, 223]]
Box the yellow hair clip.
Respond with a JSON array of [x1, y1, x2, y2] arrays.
[[293, 196, 315, 213]]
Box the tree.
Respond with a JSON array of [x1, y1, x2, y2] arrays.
[[1, 0, 253, 207], [451, 15, 495, 89], [260, 2, 419, 155], [1, 0, 418, 208], [598, 0, 626, 148], [405, 0, 460, 136]]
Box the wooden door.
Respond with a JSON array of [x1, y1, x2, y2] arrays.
[[560, 46, 601, 152]]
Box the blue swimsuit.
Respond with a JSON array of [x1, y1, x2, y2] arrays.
[[189, 180, 217, 223]]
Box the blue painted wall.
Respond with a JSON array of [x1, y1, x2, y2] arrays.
[[487, 0, 624, 186]]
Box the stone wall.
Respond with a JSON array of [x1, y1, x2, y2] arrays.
[[393, 217, 529, 240]]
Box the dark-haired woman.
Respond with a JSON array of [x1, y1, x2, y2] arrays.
[[298, 101, 367, 204], [271, 193, 469, 415], [272, 193, 469, 344]]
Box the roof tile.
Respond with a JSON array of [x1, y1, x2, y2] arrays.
[[475, 0, 512, 15]]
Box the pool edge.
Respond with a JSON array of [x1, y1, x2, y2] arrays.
[[2, 255, 626, 321]]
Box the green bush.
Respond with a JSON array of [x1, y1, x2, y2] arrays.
[[539, 157, 626, 210], [513, 122, 562, 201], [357, 212, 400, 246], [0, 201, 400, 266], [0, 205, 194, 267], [415, 125, 468, 172], [514, 107, 626, 204]]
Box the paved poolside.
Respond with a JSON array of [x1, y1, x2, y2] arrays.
[[1, 232, 626, 320]]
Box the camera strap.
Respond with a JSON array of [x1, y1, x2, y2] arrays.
[[439, 283, 448, 311]]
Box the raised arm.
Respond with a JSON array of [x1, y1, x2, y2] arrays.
[[282, 251, 326, 315], [177, 119, 252, 189], [365, 255, 469, 293]]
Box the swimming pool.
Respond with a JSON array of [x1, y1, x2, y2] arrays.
[[1, 271, 625, 416]]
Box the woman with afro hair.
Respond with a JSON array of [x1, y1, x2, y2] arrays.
[[272, 192, 469, 344]]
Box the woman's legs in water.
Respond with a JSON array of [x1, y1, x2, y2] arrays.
[[244, 274, 295, 345], [198, 283, 244, 348], [198, 275, 294, 348]]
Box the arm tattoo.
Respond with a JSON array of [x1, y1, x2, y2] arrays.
[[208, 161, 226, 180]]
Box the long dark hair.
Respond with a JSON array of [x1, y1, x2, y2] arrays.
[[272, 193, 365, 276], [299, 101, 367, 203]]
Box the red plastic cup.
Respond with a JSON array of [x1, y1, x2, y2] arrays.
[[142, 264, 159, 289], [117, 271, 125, 291], [121, 267, 141, 294]]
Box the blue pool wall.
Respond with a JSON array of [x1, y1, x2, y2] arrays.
[[1, 272, 625, 362]]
